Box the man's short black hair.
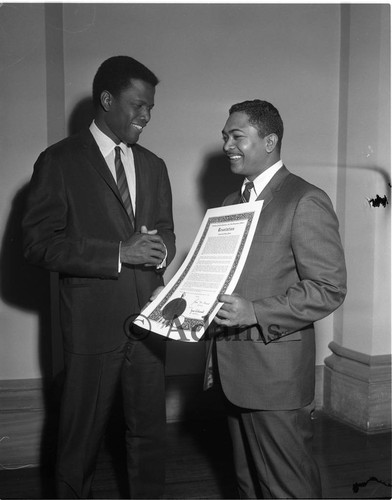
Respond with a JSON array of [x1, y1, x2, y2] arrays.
[[229, 100, 284, 151], [92, 56, 159, 107]]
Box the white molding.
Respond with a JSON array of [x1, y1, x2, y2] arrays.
[[324, 342, 392, 433]]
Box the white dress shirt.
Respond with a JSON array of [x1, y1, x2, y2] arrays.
[[89, 121, 166, 271], [241, 160, 283, 202], [89, 121, 136, 208]]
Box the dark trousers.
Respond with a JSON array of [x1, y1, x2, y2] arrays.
[[55, 337, 166, 499], [226, 399, 322, 499]]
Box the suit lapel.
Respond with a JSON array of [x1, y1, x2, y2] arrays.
[[256, 165, 290, 209], [131, 146, 143, 227], [132, 145, 155, 228], [79, 130, 124, 206]]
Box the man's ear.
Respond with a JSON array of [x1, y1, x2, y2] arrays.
[[265, 133, 278, 153], [100, 90, 112, 112]]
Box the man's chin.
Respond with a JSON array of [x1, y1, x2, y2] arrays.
[[124, 134, 140, 146], [230, 164, 244, 176]]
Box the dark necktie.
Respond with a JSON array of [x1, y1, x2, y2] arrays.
[[114, 146, 135, 227], [241, 181, 254, 203]]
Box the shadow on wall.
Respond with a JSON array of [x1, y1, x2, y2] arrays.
[[0, 183, 52, 379], [68, 95, 94, 136], [0, 95, 95, 493], [198, 151, 242, 211], [0, 183, 57, 493], [0, 96, 95, 376]]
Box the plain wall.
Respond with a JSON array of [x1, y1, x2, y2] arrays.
[[334, 4, 391, 355], [0, 4, 49, 379], [0, 3, 389, 381]]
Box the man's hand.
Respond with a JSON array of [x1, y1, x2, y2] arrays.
[[120, 226, 166, 266], [214, 293, 257, 327]]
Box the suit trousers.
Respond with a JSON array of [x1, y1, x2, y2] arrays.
[[225, 398, 322, 499], [55, 337, 166, 499]]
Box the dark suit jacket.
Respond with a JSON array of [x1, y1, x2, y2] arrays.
[[23, 129, 175, 355], [212, 166, 346, 410]]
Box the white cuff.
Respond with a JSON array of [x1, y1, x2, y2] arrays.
[[157, 243, 167, 269]]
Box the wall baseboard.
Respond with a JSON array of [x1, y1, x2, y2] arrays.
[[324, 341, 392, 433], [0, 366, 324, 469], [0, 379, 45, 469]]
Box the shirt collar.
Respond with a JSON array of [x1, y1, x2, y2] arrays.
[[89, 121, 126, 157]]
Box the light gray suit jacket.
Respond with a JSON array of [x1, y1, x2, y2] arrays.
[[209, 166, 346, 410]]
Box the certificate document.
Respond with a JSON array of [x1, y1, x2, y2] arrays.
[[134, 201, 263, 342]]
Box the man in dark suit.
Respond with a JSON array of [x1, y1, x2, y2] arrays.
[[205, 100, 346, 498], [22, 56, 176, 499]]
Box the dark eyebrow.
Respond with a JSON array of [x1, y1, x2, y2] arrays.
[[222, 128, 245, 135]]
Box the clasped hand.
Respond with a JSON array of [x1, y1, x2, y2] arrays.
[[120, 225, 165, 266], [214, 293, 257, 327]]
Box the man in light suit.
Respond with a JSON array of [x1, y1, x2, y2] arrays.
[[22, 56, 175, 498], [205, 100, 346, 498]]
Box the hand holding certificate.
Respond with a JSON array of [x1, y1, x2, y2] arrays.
[[134, 201, 263, 341]]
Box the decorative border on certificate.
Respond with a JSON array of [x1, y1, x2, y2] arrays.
[[134, 201, 263, 341], [149, 211, 254, 331]]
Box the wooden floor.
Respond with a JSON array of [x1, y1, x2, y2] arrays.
[[0, 411, 391, 499]]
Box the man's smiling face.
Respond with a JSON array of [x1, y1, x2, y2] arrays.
[[222, 111, 271, 181], [102, 78, 155, 145]]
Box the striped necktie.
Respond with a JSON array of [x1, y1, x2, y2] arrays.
[[241, 181, 254, 203], [114, 146, 135, 227]]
